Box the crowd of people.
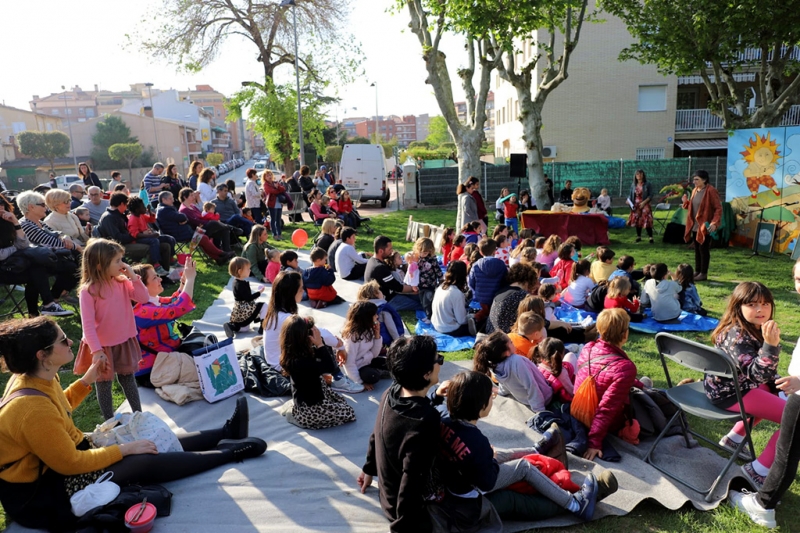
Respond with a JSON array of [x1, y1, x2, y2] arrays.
[[0, 164, 793, 531]]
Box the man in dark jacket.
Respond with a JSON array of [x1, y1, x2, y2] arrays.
[[358, 336, 446, 533], [96, 192, 155, 261]]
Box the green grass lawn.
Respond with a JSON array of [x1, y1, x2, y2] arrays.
[[1, 207, 798, 532]]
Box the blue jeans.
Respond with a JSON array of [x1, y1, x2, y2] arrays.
[[388, 293, 423, 312], [250, 207, 264, 225], [224, 215, 254, 237], [505, 217, 519, 234], [137, 235, 175, 265], [268, 207, 283, 236]]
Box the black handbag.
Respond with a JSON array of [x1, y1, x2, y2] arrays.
[[0, 253, 29, 274], [17, 246, 57, 267]]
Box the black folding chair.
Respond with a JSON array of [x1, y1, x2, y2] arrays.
[[307, 208, 324, 239], [645, 332, 756, 501], [0, 281, 27, 319]]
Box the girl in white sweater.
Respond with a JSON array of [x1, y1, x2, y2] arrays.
[[562, 260, 595, 308], [341, 301, 387, 390], [432, 261, 475, 336]]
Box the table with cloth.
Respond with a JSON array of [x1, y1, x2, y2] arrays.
[[520, 210, 609, 245]]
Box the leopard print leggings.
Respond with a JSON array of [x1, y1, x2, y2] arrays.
[[292, 379, 356, 430]]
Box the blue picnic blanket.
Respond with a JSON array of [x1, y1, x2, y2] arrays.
[[607, 216, 627, 229], [554, 303, 717, 333], [415, 310, 476, 352], [629, 310, 719, 334]]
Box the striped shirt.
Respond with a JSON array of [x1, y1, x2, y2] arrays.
[[19, 217, 66, 249]]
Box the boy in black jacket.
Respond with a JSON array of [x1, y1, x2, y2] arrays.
[[357, 336, 447, 533]]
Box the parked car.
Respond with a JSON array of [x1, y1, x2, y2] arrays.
[[53, 174, 82, 191]]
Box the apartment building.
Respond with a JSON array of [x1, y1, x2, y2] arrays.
[[454, 91, 495, 142], [492, 12, 800, 163], [0, 104, 65, 165], [179, 85, 245, 156]]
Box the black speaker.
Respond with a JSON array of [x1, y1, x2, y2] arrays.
[[509, 153, 527, 178]]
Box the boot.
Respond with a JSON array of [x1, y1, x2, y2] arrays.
[[535, 424, 568, 469], [217, 438, 267, 462], [222, 396, 249, 440], [596, 470, 618, 501]]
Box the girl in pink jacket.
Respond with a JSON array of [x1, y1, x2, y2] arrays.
[[74, 239, 150, 420]]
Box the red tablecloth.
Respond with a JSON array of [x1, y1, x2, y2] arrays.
[[520, 211, 609, 245]]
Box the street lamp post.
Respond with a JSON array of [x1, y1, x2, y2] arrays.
[[370, 82, 379, 143], [281, 0, 304, 167], [144, 82, 162, 161], [59, 86, 78, 174]]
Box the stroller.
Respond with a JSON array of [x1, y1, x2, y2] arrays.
[[351, 206, 373, 234]]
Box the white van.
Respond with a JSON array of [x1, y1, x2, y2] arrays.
[[340, 144, 389, 207]]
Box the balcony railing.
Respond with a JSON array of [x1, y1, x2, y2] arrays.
[[675, 105, 800, 132]]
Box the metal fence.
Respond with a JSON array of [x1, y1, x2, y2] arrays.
[[417, 157, 727, 205]]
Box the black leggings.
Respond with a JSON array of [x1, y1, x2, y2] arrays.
[[757, 394, 800, 509], [635, 226, 653, 239], [107, 426, 234, 485], [693, 232, 711, 275]]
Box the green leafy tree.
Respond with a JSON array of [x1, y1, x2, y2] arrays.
[[408, 141, 430, 149], [348, 136, 371, 145], [437, 0, 590, 209], [227, 81, 327, 174], [206, 153, 224, 167], [16, 131, 70, 173], [603, 0, 800, 129], [425, 116, 453, 146], [91, 115, 137, 170], [108, 143, 143, 183], [397, 1, 495, 188], [324, 145, 343, 166]]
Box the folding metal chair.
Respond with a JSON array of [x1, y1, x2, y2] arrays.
[[653, 202, 674, 235], [307, 207, 324, 239], [645, 332, 756, 501], [0, 282, 27, 319]]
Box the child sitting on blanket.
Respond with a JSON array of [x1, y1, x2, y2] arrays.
[[473, 330, 553, 413], [224, 257, 266, 338], [509, 238, 534, 267], [538, 283, 559, 321], [531, 338, 575, 402], [357, 281, 404, 345], [590, 246, 616, 283], [640, 263, 682, 322], [340, 301, 388, 391], [280, 250, 303, 276], [449, 234, 466, 264], [435, 371, 601, 525], [431, 261, 476, 337], [303, 248, 343, 308], [509, 312, 546, 357], [604, 276, 641, 315], [265, 249, 282, 284], [281, 315, 358, 429], [385, 251, 405, 285], [561, 260, 595, 309], [549, 243, 576, 291], [675, 263, 707, 316], [494, 235, 511, 266]]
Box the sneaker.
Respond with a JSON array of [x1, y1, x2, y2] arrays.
[[535, 424, 568, 469], [596, 470, 619, 501], [154, 265, 170, 277], [741, 462, 766, 491], [216, 437, 267, 462], [467, 316, 477, 336], [40, 302, 73, 317], [239, 324, 251, 333], [573, 473, 598, 521], [223, 322, 235, 339], [729, 490, 776, 529], [204, 334, 219, 347], [330, 375, 365, 394], [223, 396, 249, 440], [719, 435, 753, 461]]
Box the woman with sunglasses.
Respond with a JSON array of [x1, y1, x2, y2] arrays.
[[0, 316, 266, 531], [0, 196, 72, 316]]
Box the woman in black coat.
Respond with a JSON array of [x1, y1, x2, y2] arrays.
[[78, 162, 102, 190]]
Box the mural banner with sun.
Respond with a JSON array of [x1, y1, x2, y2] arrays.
[[727, 127, 800, 253]]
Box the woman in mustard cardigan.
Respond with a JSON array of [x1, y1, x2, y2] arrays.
[[682, 169, 722, 281], [0, 317, 266, 531]]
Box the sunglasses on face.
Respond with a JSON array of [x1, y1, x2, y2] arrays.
[[35, 203, 46, 208], [435, 354, 445, 366], [43, 333, 69, 351]]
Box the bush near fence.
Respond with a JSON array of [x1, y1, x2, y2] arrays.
[[417, 157, 727, 206]]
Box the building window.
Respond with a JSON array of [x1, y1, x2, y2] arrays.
[[86, 109, 95, 118], [638, 85, 667, 112], [636, 148, 665, 160], [52, 109, 59, 115]]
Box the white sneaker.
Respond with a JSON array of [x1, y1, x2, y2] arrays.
[[729, 490, 776, 529], [239, 324, 251, 332], [330, 375, 365, 394]]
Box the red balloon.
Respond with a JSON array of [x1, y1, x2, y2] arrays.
[[291, 229, 309, 248]]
